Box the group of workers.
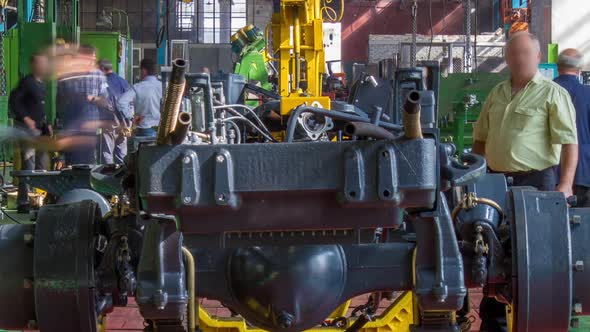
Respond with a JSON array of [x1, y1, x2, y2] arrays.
[[473, 31, 590, 331], [9, 45, 163, 212]]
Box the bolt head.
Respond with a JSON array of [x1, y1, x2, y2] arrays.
[[574, 260, 585, 272], [571, 215, 582, 225], [183, 196, 191, 204], [23, 233, 34, 244], [183, 156, 191, 164], [573, 302, 583, 314], [216, 155, 225, 163]]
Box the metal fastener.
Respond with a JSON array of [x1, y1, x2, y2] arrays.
[[571, 215, 582, 225], [574, 260, 585, 272], [573, 302, 583, 314], [183, 156, 191, 164], [23, 233, 34, 245], [216, 155, 225, 163], [183, 196, 191, 204]]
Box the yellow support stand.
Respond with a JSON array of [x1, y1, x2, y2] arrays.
[[197, 291, 414, 332]]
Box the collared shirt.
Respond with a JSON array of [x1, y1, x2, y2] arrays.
[[57, 69, 110, 130], [117, 75, 162, 129], [473, 71, 578, 172], [555, 74, 590, 187], [106, 72, 130, 98]]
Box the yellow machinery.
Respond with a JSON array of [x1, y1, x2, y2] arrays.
[[197, 292, 416, 332], [270, 0, 335, 115]]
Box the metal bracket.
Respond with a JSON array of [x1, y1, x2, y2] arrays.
[[377, 146, 400, 203], [343, 148, 365, 202], [214, 149, 237, 207], [180, 151, 200, 206]]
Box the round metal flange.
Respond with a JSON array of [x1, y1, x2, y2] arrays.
[[509, 188, 572, 332], [34, 200, 100, 332]]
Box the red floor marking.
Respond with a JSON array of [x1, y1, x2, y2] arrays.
[[24, 291, 485, 331]]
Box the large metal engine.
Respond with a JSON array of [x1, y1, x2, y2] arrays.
[[1, 59, 589, 332]]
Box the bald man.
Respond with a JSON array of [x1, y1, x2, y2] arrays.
[[555, 48, 590, 206], [473, 32, 578, 197]]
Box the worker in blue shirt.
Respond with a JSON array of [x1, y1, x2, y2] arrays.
[[99, 59, 130, 164], [555, 48, 590, 206]]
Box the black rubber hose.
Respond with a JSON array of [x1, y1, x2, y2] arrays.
[[285, 106, 403, 143], [344, 122, 396, 140]]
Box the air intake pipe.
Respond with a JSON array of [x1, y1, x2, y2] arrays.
[[157, 58, 188, 145], [403, 90, 423, 139]]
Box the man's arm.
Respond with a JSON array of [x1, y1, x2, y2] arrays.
[[117, 86, 137, 119], [557, 144, 578, 197], [549, 88, 579, 196], [10, 79, 36, 129]]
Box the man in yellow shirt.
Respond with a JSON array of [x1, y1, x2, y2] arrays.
[[473, 32, 578, 197]]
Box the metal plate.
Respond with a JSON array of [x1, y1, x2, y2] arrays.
[[510, 188, 572, 332], [34, 200, 99, 332]]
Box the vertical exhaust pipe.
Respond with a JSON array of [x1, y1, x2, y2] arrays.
[[403, 90, 423, 139], [157, 58, 188, 145]]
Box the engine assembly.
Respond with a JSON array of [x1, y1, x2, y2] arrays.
[[2, 58, 589, 332]]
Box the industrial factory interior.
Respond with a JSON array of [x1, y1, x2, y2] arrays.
[[0, 0, 589, 331]]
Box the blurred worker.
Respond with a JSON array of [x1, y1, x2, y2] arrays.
[[117, 59, 162, 138], [473, 32, 578, 332], [555, 49, 590, 207], [98, 59, 130, 164], [57, 45, 111, 165], [9, 53, 51, 213], [473, 32, 578, 195]]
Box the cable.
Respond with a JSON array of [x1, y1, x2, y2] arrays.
[[221, 107, 277, 141], [0, 207, 21, 224], [225, 120, 241, 144], [428, 0, 434, 60], [474, 0, 479, 70], [214, 104, 271, 136], [220, 115, 276, 142]]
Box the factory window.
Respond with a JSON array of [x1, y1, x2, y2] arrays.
[[174, 0, 247, 44]]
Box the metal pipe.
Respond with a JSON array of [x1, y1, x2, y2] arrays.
[[170, 112, 192, 145], [285, 106, 403, 143], [293, 8, 301, 92], [182, 247, 196, 332], [403, 90, 423, 139], [157, 58, 188, 145], [343, 122, 395, 140]]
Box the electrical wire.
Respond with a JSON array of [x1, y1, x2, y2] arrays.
[[220, 115, 276, 142], [225, 120, 242, 144], [0, 206, 21, 224], [221, 107, 277, 142], [214, 104, 272, 137], [474, 0, 479, 70], [428, 0, 434, 60]]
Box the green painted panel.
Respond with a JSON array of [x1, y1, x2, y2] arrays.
[[80, 31, 121, 74], [438, 72, 508, 153]]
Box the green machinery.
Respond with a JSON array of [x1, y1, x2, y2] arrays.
[[0, 0, 80, 165], [82, 7, 133, 82], [438, 72, 507, 154], [231, 24, 273, 104], [80, 31, 132, 82]]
